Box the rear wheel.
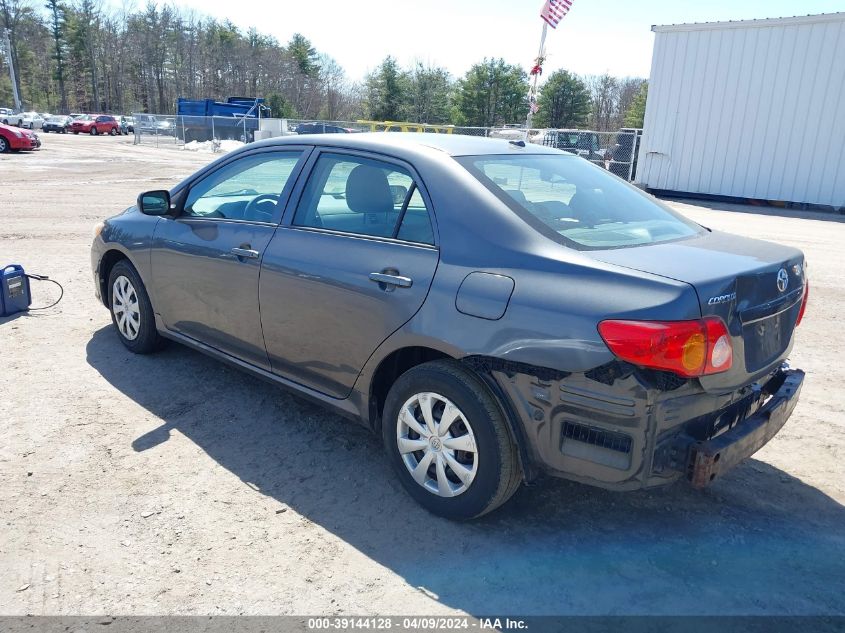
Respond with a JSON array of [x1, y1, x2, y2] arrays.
[[107, 260, 162, 354], [90, 127, 98, 136], [382, 360, 522, 520], [109, 127, 118, 136]]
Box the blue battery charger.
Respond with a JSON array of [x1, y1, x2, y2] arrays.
[[1, 264, 32, 317]]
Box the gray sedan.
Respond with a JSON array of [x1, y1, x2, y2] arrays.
[[91, 133, 807, 519]]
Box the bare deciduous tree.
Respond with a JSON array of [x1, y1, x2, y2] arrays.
[[0, 2, 644, 134]]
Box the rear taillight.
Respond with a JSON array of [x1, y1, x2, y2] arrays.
[[796, 281, 809, 327], [598, 317, 733, 378]]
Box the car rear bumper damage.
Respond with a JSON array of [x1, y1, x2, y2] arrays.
[[683, 368, 803, 487], [487, 359, 803, 490]]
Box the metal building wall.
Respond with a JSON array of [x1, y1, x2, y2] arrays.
[[637, 13, 845, 208]]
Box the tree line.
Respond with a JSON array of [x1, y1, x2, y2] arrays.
[[0, 0, 647, 130]]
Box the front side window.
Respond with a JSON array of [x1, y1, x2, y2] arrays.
[[458, 154, 703, 250], [293, 153, 434, 244], [184, 151, 303, 222]]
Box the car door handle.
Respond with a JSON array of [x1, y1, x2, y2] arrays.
[[369, 272, 413, 288], [230, 247, 260, 259]]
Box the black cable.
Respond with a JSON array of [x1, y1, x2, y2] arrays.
[[25, 274, 64, 310]]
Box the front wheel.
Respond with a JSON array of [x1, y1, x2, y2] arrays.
[[107, 260, 162, 354], [382, 360, 522, 520], [0, 136, 8, 153]]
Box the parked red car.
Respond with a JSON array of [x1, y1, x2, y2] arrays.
[[0, 122, 41, 152], [71, 114, 120, 136]]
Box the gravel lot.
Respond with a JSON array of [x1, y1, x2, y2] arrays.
[[1, 134, 843, 616]]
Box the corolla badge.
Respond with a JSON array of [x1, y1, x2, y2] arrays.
[[708, 292, 736, 305], [777, 268, 789, 293]]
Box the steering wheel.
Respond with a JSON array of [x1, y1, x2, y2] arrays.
[[244, 193, 280, 221]]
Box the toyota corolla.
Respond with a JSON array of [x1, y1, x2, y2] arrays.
[[90, 134, 807, 519]]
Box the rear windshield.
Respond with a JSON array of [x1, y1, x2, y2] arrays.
[[457, 154, 703, 250]]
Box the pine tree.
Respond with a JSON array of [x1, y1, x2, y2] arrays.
[[623, 82, 647, 128], [534, 70, 590, 129], [453, 58, 528, 128]]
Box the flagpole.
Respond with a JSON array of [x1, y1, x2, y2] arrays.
[[525, 21, 548, 139]]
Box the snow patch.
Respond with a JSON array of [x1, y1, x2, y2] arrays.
[[183, 139, 245, 154]]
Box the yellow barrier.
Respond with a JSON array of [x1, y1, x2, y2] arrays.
[[356, 120, 455, 134]]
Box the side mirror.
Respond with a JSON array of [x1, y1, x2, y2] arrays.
[[138, 190, 171, 216]]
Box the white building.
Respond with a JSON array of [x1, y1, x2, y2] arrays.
[[636, 12, 845, 210]]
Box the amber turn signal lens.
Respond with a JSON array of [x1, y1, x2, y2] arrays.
[[681, 333, 706, 373]]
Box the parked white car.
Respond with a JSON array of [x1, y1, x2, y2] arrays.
[[488, 127, 548, 144], [1, 109, 23, 126], [20, 112, 45, 130]]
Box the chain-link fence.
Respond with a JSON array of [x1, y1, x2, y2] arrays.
[[540, 128, 642, 181], [131, 112, 642, 181]]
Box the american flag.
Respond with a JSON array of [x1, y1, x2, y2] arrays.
[[540, 0, 573, 28]]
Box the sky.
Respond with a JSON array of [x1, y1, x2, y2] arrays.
[[145, 0, 844, 81]]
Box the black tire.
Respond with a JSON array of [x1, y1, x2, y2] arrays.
[[0, 136, 8, 153], [109, 127, 118, 136], [73, 131, 78, 134], [90, 127, 98, 136], [382, 360, 522, 520], [107, 260, 162, 354]]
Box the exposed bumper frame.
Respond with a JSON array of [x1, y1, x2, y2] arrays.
[[686, 368, 804, 487], [486, 356, 804, 490]]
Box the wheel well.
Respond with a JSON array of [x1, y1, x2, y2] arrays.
[[368, 349, 537, 482], [369, 346, 452, 431], [98, 250, 128, 306]]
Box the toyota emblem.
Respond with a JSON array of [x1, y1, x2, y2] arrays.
[[777, 268, 789, 293]]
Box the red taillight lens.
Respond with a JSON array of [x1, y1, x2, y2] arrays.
[[796, 281, 809, 327], [598, 317, 733, 378]]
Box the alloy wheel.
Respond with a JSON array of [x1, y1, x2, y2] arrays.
[[396, 392, 479, 497], [112, 275, 141, 341]]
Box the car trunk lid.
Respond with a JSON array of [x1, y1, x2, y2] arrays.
[[589, 230, 805, 390]]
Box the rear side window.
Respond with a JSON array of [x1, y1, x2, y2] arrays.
[[293, 153, 434, 245], [458, 154, 702, 250]]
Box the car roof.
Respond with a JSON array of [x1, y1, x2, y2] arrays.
[[251, 132, 564, 158]]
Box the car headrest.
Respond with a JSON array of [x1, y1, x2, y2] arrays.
[[346, 164, 394, 214], [568, 188, 607, 224]]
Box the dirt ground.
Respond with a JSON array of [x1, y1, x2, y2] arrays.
[[1, 134, 843, 616]]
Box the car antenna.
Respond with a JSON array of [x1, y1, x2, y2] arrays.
[[509, 140, 526, 148]]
